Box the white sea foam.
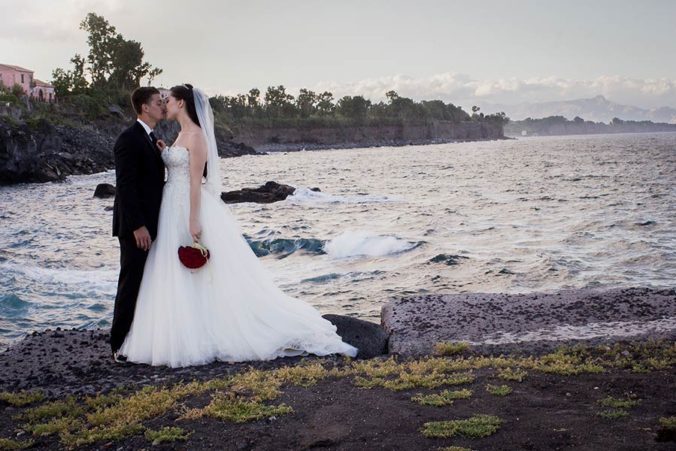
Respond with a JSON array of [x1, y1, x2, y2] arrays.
[[0, 262, 116, 288], [324, 229, 417, 258], [287, 186, 402, 204]]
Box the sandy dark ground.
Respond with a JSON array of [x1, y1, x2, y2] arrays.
[[0, 287, 674, 450]]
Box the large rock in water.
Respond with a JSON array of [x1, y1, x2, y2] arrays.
[[93, 183, 116, 198], [381, 287, 676, 357], [221, 181, 297, 204], [322, 314, 389, 359], [95, 181, 309, 204]]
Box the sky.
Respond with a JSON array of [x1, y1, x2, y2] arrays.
[[2, 0, 675, 110]]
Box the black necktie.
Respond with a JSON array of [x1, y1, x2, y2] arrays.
[[149, 131, 158, 147]]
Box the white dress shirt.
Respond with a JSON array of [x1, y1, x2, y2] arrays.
[[136, 118, 154, 137]]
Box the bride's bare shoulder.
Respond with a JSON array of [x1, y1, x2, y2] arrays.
[[182, 129, 207, 154]]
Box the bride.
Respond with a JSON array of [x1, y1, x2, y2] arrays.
[[117, 83, 359, 367]]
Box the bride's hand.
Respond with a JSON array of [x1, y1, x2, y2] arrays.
[[190, 219, 202, 242], [156, 139, 167, 151]]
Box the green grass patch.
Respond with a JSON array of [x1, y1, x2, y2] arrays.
[[14, 396, 83, 423], [434, 341, 471, 356], [497, 367, 527, 382], [486, 384, 512, 396], [421, 414, 503, 438], [659, 416, 676, 429], [411, 388, 472, 406], [598, 395, 641, 409], [144, 426, 192, 445], [199, 394, 293, 423], [597, 409, 629, 419], [0, 438, 35, 450], [0, 390, 45, 407]]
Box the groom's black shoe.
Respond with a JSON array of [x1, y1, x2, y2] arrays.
[[112, 350, 128, 363]]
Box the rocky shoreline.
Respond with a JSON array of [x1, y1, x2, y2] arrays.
[[0, 113, 508, 185], [0, 116, 261, 185], [247, 135, 512, 153], [1, 286, 673, 450]]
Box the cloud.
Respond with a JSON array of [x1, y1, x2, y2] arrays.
[[0, 0, 130, 41], [291, 72, 676, 110]]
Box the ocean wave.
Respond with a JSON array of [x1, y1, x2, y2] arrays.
[[0, 294, 31, 313], [246, 237, 326, 257], [0, 261, 117, 289], [324, 230, 422, 258]]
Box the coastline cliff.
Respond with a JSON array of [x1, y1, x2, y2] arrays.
[[0, 109, 505, 185], [234, 119, 505, 152]]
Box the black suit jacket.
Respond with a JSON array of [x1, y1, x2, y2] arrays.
[[112, 121, 165, 240]]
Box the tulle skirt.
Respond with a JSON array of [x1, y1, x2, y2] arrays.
[[118, 181, 359, 367]]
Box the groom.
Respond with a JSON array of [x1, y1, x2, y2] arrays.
[[110, 86, 166, 362]]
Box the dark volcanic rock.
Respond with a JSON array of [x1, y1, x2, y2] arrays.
[[93, 183, 116, 198], [0, 116, 264, 185], [90, 180, 304, 204], [0, 117, 116, 184], [221, 181, 297, 204], [0, 314, 383, 397], [322, 314, 389, 359]]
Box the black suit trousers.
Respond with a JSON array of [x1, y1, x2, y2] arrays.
[[110, 236, 149, 353]]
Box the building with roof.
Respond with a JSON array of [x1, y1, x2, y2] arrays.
[[0, 63, 55, 102]]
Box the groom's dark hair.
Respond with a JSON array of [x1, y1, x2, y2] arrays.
[[131, 86, 160, 115]]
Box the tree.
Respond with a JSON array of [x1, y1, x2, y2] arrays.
[[296, 88, 317, 117], [336, 95, 371, 121], [315, 91, 335, 115], [471, 105, 484, 120], [247, 88, 261, 111], [51, 12, 162, 95], [51, 54, 88, 97], [264, 85, 297, 117]]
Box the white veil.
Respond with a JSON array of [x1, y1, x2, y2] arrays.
[[192, 87, 223, 196]]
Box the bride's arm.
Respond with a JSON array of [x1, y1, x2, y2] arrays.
[[187, 135, 208, 242]]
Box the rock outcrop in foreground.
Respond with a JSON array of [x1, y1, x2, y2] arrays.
[[0, 314, 387, 397], [381, 287, 676, 356]]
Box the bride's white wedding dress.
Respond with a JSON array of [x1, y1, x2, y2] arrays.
[[118, 145, 359, 367]]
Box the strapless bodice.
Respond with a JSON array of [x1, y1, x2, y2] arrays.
[[162, 146, 190, 186]]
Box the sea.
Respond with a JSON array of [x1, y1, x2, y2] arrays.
[[1, 132, 674, 348]]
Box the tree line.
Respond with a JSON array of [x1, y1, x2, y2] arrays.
[[209, 87, 509, 127], [46, 13, 508, 128]]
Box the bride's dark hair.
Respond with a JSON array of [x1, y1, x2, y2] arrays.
[[171, 83, 207, 178], [170, 83, 201, 128]]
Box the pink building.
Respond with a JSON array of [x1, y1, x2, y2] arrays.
[[0, 63, 55, 102], [0, 63, 33, 94], [31, 79, 55, 102]]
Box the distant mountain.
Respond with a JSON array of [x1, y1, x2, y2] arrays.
[[479, 95, 676, 124]]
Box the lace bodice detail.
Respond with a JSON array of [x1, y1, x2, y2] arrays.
[[162, 146, 190, 187]]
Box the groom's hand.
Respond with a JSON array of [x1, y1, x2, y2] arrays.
[[133, 226, 152, 251]]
